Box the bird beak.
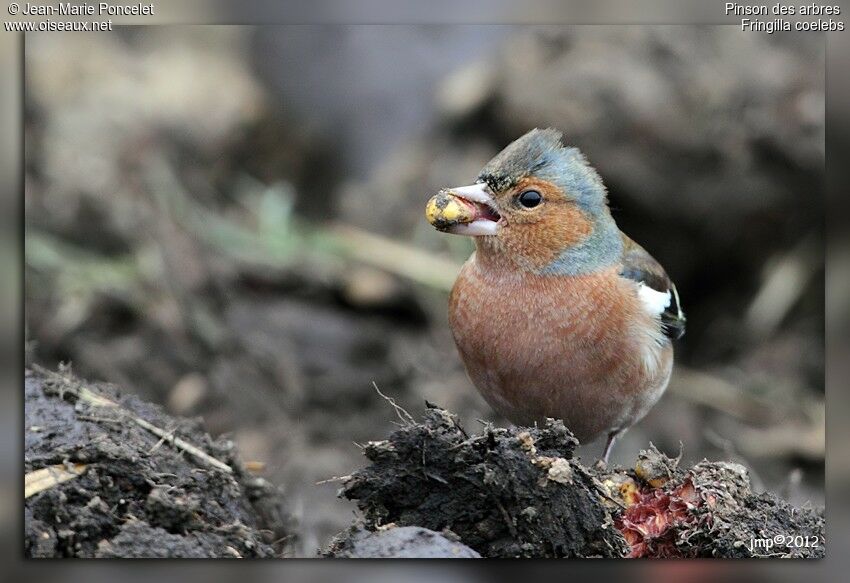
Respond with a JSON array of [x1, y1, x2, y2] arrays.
[[425, 183, 500, 236]]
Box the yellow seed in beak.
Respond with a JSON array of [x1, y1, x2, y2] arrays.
[[425, 191, 476, 231]]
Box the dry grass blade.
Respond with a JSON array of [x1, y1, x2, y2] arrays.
[[77, 386, 119, 408], [315, 474, 351, 485], [669, 367, 778, 424], [131, 417, 234, 474], [25, 464, 87, 498], [32, 364, 233, 474], [746, 232, 820, 340], [330, 224, 462, 292]]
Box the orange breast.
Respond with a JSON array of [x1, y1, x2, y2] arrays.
[[448, 256, 672, 443]]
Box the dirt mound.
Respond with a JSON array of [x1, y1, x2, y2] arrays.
[[25, 366, 294, 558], [335, 406, 824, 558], [338, 405, 628, 558], [615, 452, 825, 558]]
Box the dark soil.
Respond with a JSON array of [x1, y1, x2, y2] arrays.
[[334, 407, 825, 558], [24, 366, 294, 558], [338, 405, 629, 558], [23, 365, 824, 559]]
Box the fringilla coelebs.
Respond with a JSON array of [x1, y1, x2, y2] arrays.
[[426, 128, 685, 462]]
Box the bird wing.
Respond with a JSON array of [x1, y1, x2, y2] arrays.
[[618, 233, 686, 340]]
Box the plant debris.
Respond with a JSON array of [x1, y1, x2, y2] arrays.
[[25, 464, 88, 498], [615, 449, 825, 558]]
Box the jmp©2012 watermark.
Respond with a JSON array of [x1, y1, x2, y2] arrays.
[[747, 534, 823, 554]]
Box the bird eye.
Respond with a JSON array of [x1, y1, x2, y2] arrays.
[[517, 190, 542, 208]]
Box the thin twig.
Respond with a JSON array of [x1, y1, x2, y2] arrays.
[[372, 382, 415, 426], [493, 497, 518, 538]]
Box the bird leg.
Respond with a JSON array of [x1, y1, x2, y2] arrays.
[[594, 431, 621, 469]]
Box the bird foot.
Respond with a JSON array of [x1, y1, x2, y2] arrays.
[[593, 458, 608, 471]]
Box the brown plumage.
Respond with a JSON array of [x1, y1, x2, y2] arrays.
[[449, 260, 674, 452]]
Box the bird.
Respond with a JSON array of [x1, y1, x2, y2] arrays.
[[425, 128, 685, 464]]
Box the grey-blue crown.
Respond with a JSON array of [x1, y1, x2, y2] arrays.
[[477, 128, 607, 212]]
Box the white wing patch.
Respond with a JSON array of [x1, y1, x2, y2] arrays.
[[635, 284, 671, 374], [637, 283, 671, 317]]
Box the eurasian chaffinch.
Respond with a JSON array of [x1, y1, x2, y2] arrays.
[[426, 128, 685, 463]]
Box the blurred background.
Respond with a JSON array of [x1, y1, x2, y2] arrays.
[[24, 26, 824, 556]]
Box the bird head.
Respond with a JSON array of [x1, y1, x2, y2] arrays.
[[426, 128, 621, 274]]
